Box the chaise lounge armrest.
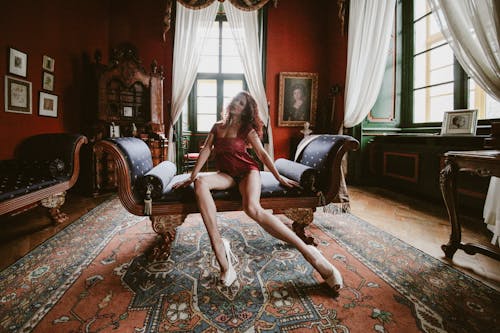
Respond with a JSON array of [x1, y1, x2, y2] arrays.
[[0, 133, 88, 221]]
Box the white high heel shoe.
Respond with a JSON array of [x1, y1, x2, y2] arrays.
[[308, 245, 343, 291], [221, 238, 238, 287]]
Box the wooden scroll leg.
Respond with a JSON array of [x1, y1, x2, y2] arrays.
[[150, 214, 187, 259], [439, 160, 460, 259], [40, 191, 68, 224], [283, 208, 318, 246]]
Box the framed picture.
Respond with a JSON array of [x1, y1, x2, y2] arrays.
[[440, 109, 478, 135], [8, 48, 28, 77], [42, 71, 54, 91], [123, 106, 133, 117], [4, 75, 32, 114], [278, 72, 318, 127], [42, 55, 55, 72], [38, 92, 58, 117]]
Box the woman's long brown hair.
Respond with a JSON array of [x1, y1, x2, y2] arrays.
[[222, 91, 264, 138]]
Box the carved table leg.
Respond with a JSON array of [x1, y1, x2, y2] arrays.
[[40, 191, 68, 224], [439, 160, 460, 259], [283, 208, 317, 246], [150, 214, 187, 259]]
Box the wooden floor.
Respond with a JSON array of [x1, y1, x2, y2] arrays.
[[1, 186, 499, 291]]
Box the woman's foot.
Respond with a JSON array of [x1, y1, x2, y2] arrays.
[[308, 245, 343, 291], [220, 238, 238, 287]]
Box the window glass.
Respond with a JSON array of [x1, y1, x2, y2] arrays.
[[223, 80, 243, 109], [413, 45, 453, 88], [197, 79, 217, 96], [197, 114, 217, 131], [469, 80, 500, 119], [221, 56, 244, 73], [413, 0, 430, 20], [414, 83, 453, 123]]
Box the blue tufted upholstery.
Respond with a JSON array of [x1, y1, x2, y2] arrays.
[[296, 135, 351, 192], [107, 137, 153, 197]]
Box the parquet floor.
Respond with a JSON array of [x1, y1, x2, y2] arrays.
[[1, 186, 498, 290]]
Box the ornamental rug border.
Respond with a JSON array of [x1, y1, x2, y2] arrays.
[[313, 212, 500, 333], [0, 197, 146, 332]]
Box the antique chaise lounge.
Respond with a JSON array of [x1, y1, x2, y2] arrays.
[[0, 133, 87, 223], [95, 134, 359, 256]]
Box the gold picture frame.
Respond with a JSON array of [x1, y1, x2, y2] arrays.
[[278, 72, 318, 127], [4, 75, 32, 114]]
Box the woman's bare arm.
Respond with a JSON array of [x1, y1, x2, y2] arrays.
[[247, 130, 299, 188]]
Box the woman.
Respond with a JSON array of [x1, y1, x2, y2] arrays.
[[285, 83, 309, 121], [172, 91, 342, 291]]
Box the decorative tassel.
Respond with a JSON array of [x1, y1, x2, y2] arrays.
[[144, 185, 153, 216]]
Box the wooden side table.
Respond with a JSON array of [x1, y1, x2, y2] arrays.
[[439, 150, 500, 261]]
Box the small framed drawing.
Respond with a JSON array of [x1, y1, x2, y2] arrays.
[[42, 71, 54, 91], [278, 72, 318, 127], [8, 48, 28, 77], [123, 106, 133, 117], [440, 109, 478, 135], [42, 55, 55, 72], [38, 91, 58, 117], [5, 75, 32, 114]]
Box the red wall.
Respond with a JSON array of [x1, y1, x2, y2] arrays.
[[266, 0, 346, 159], [0, 0, 110, 159]]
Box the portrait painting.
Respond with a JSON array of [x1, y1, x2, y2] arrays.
[[42, 72, 54, 91], [440, 109, 478, 135], [278, 72, 318, 127]]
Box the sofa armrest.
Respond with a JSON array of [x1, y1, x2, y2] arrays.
[[16, 133, 87, 177], [275, 158, 318, 193], [136, 161, 177, 199]]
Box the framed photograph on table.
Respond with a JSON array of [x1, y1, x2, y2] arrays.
[[8, 48, 28, 77], [38, 91, 58, 117], [42, 71, 54, 91], [440, 109, 478, 135], [4, 75, 32, 114], [278, 72, 318, 127], [42, 55, 55, 72]]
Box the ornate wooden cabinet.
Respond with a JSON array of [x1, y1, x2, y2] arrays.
[[88, 44, 167, 195]]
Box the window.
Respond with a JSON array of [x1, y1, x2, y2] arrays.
[[184, 12, 247, 133], [409, 1, 499, 124]]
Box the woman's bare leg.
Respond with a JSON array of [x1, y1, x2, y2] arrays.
[[194, 172, 236, 279], [239, 171, 339, 283]]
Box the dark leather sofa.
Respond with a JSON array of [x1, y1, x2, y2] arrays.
[[0, 133, 87, 223], [96, 134, 359, 257]]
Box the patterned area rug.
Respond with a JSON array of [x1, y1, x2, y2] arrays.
[[0, 197, 498, 332]]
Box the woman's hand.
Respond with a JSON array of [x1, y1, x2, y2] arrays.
[[278, 175, 300, 189], [172, 176, 196, 190]]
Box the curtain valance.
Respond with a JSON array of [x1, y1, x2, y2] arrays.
[[177, 0, 277, 11], [164, 0, 277, 40]]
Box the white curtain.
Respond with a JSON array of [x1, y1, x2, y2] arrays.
[[224, 1, 274, 158], [168, 1, 219, 161], [343, 0, 396, 128], [428, 0, 500, 101]]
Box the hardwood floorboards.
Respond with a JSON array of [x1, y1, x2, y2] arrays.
[[1, 186, 498, 291]]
